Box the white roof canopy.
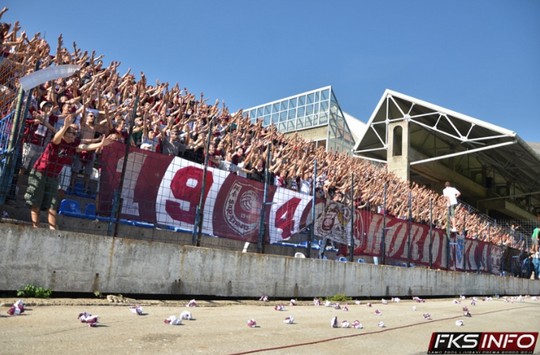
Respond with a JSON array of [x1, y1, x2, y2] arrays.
[[353, 89, 540, 219]]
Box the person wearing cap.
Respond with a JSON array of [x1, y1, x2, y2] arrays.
[[19, 100, 58, 177], [24, 114, 113, 230]]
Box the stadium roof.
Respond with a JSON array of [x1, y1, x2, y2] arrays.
[[353, 89, 540, 220], [343, 111, 367, 144]]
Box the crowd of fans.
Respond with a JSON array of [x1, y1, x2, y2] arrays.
[[0, 8, 532, 251]]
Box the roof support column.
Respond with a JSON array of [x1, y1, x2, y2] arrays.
[[387, 120, 410, 181]]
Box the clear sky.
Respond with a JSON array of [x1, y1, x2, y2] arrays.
[[4, 0, 539, 142]]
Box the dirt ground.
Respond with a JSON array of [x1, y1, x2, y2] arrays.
[[0, 296, 539, 355]]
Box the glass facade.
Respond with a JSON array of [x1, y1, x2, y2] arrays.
[[243, 86, 355, 154]]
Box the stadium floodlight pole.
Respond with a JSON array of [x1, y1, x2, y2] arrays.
[[380, 183, 387, 265], [407, 190, 412, 267], [307, 159, 317, 258], [349, 173, 355, 262], [257, 144, 272, 254], [192, 116, 215, 246]]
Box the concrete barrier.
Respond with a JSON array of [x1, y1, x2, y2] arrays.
[[0, 223, 538, 297]]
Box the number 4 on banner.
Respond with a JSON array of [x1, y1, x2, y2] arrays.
[[274, 197, 301, 240]]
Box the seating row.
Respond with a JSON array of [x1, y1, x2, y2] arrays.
[[57, 198, 153, 228]]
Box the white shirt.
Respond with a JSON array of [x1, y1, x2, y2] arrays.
[[300, 178, 312, 195], [443, 186, 460, 206]]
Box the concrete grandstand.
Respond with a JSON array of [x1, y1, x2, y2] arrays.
[[0, 14, 539, 298]]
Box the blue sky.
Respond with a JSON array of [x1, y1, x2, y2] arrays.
[[4, 0, 539, 142]]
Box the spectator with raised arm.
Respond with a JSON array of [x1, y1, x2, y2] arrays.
[[1, 9, 527, 252], [19, 100, 58, 177], [24, 114, 113, 229], [70, 108, 106, 194]]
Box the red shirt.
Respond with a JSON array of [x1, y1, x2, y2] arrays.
[[109, 127, 129, 143], [33, 138, 80, 177], [23, 113, 58, 147], [207, 152, 222, 168]]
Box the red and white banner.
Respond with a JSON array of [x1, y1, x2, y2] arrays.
[[350, 210, 502, 273], [100, 143, 503, 274], [99, 143, 316, 243]]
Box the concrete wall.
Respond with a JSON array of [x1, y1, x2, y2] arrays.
[[0, 223, 538, 298]]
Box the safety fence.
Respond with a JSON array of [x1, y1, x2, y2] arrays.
[[0, 55, 28, 205], [26, 140, 523, 276], [2, 120, 535, 278], [0, 59, 536, 279]]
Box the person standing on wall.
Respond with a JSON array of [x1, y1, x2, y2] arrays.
[[443, 181, 461, 232]]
